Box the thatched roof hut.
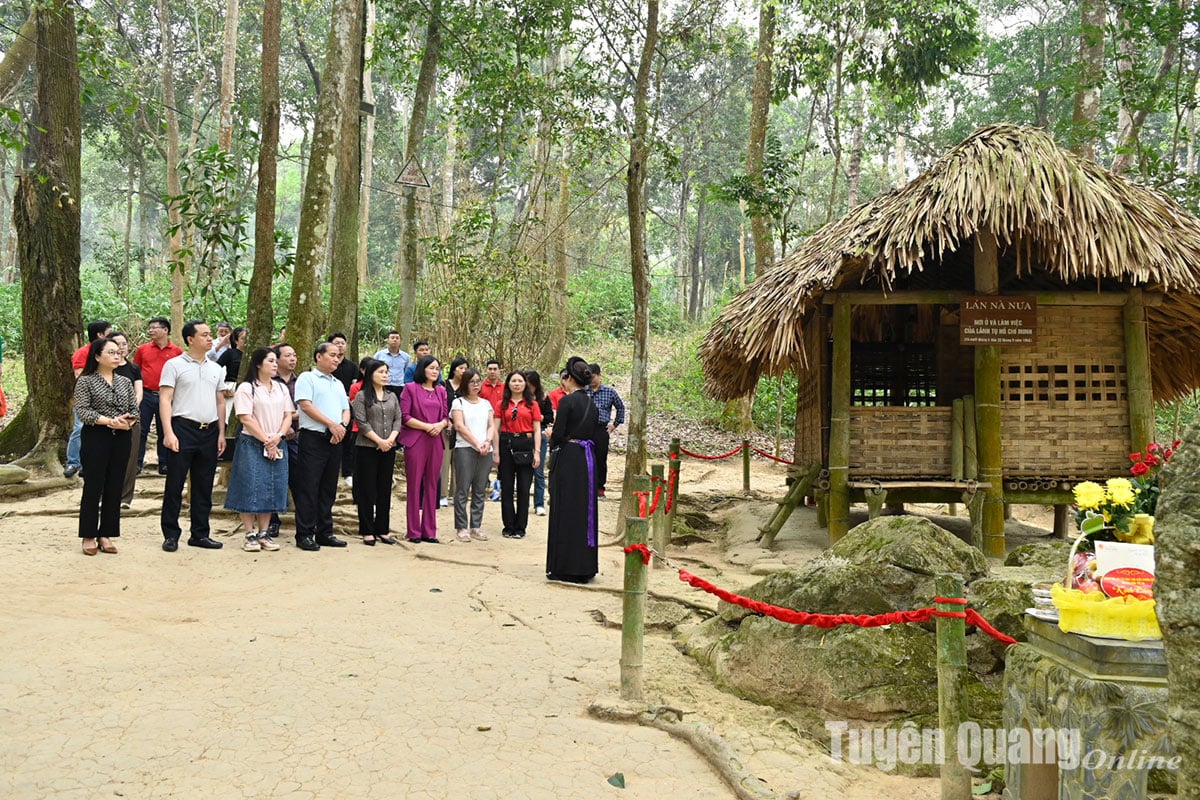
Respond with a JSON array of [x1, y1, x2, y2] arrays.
[[702, 124, 1200, 402]]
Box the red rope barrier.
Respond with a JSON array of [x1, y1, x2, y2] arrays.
[[647, 480, 664, 516], [750, 446, 796, 465], [624, 543, 652, 564], [665, 466, 678, 513], [675, 569, 1016, 646], [677, 443, 744, 460]]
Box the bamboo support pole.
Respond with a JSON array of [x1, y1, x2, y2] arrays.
[[1124, 289, 1155, 455], [742, 438, 751, 493], [667, 438, 680, 543], [651, 463, 666, 570], [974, 230, 1005, 558], [935, 573, 971, 800], [828, 297, 852, 542], [949, 399, 963, 517], [759, 463, 821, 548], [962, 395, 978, 480], [620, 511, 649, 703], [1053, 504, 1071, 539]]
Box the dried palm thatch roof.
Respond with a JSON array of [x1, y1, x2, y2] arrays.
[[702, 124, 1200, 402]]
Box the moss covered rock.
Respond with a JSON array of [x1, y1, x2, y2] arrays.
[[1003, 540, 1072, 574], [831, 516, 989, 581]]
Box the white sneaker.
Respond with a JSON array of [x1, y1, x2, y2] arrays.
[[242, 534, 261, 552], [257, 532, 280, 551], [439, 497, 450, 508], [344, 476, 354, 489], [535, 506, 546, 516]]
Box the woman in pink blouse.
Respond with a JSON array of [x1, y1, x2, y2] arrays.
[[399, 355, 450, 542]]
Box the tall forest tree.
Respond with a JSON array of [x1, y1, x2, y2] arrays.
[[3, 2, 83, 469]]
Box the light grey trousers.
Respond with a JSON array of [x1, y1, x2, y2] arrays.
[[452, 446, 492, 529]]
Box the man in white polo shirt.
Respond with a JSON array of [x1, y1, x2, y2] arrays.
[[293, 342, 351, 551], [158, 320, 227, 552]]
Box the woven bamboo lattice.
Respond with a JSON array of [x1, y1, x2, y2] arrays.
[[795, 319, 825, 466], [1000, 306, 1130, 478], [849, 406, 953, 477]]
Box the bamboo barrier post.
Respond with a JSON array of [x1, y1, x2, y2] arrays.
[[949, 399, 963, 517], [1124, 289, 1155, 456], [759, 463, 821, 548], [742, 438, 751, 493], [973, 230, 1005, 558], [620, 513, 649, 703], [935, 573, 971, 800], [962, 395, 978, 480], [651, 463, 667, 569], [667, 439, 681, 542], [828, 297, 852, 542]]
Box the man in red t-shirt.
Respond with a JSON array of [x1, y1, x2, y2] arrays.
[[64, 319, 112, 476], [547, 369, 569, 411], [479, 358, 505, 414], [133, 316, 183, 473]]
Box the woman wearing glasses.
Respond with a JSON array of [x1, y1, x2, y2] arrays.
[[493, 370, 542, 538], [399, 355, 450, 542], [450, 368, 495, 541], [74, 338, 139, 555]]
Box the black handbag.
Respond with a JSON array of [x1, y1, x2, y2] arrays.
[[508, 435, 534, 466]]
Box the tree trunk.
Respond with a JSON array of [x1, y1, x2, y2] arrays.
[[286, 0, 361, 355], [1154, 420, 1200, 797], [540, 134, 571, 371], [845, 91, 866, 209], [1111, 0, 1183, 175], [217, 0, 240, 152], [157, 0, 186, 338], [357, 0, 376, 286], [244, 0, 281, 365], [616, 0, 658, 535], [688, 194, 705, 319], [395, 0, 442, 340], [328, 0, 365, 360], [0, 9, 37, 103], [440, 73, 459, 237], [9, 0, 82, 471], [1071, 0, 1106, 160], [675, 176, 690, 317], [745, 0, 775, 275]]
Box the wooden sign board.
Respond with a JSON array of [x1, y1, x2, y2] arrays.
[[960, 296, 1037, 345]]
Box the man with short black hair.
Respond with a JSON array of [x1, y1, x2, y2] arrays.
[[479, 358, 504, 414], [134, 316, 182, 474], [159, 321, 227, 551], [373, 330, 410, 397], [293, 342, 351, 551], [326, 332, 359, 484], [402, 340, 433, 383], [64, 319, 113, 477], [586, 363, 625, 498]]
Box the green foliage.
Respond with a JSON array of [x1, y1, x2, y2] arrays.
[[566, 266, 684, 344]]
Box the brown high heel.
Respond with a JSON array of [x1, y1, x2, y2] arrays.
[[98, 538, 118, 554], [82, 538, 98, 556]]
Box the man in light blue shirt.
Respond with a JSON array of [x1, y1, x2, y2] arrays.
[[372, 329, 410, 397], [293, 342, 351, 551], [402, 340, 433, 383]]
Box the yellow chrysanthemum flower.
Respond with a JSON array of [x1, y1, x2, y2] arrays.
[[1106, 478, 1136, 507], [1073, 481, 1106, 510]]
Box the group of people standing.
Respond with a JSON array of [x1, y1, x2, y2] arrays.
[[69, 319, 626, 585]]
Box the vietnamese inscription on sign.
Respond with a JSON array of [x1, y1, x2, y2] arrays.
[[960, 296, 1037, 345]]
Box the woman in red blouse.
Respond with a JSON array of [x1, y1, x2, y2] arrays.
[[492, 371, 542, 538]]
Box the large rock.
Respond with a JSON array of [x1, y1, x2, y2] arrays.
[[717, 555, 933, 624], [1003, 540, 1072, 574], [687, 614, 938, 719], [831, 516, 989, 581]]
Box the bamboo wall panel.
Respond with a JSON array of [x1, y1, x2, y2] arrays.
[[795, 319, 825, 465], [849, 406, 954, 477], [1000, 305, 1130, 477]]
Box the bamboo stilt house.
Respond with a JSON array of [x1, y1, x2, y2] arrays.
[[701, 124, 1200, 556]]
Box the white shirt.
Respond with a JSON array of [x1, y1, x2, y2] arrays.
[[452, 396, 492, 448], [160, 352, 224, 423]]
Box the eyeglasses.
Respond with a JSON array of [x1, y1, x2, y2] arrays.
[[101, 349, 121, 357]]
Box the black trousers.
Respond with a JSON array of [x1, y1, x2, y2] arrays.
[[295, 429, 340, 539], [161, 418, 219, 541], [499, 433, 534, 535], [341, 429, 357, 477], [79, 426, 131, 539], [354, 446, 397, 536], [592, 423, 610, 491]]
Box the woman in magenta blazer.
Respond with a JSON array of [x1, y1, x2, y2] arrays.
[[399, 355, 450, 542]]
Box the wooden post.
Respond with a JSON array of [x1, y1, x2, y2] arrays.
[[828, 297, 852, 542], [759, 463, 821, 548], [1053, 504, 1071, 539], [667, 438, 680, 543], [742, 438, 751, 493], [935, 573, 971, 799], [973, 231, 1005, 558], [620, 513, 649, 702], [949, 399, 963, 517], [1124, 288, 1154, 455], [651, 463, 666, 569], [962, 395, 978, 480]]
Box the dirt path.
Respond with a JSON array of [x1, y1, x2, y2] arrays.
[[0, 453, 945, 799]]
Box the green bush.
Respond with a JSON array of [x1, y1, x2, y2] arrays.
[[567, 267, 684, 343]]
